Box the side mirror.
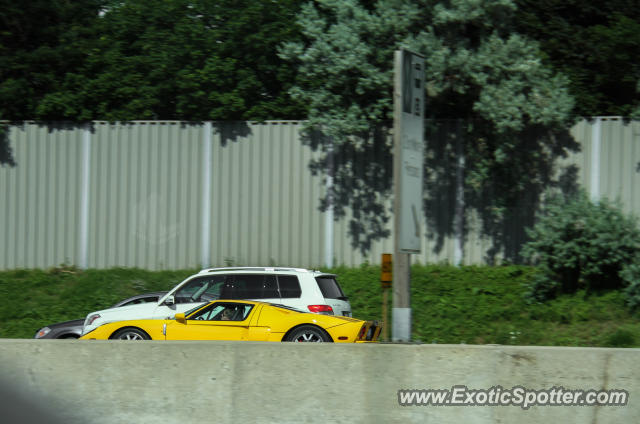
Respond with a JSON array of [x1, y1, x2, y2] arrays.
[[175, 313, 186, 324], [164, 295, 175, 306]]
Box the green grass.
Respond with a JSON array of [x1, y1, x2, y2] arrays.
[[1, 264, 638, 346], [0, 266, 196, 338], [322, 264, 639, 347]]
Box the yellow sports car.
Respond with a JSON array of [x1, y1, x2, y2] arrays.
[[79, 300, 381, 343]]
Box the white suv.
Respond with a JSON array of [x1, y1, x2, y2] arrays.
[[81, 267, 352, 335]]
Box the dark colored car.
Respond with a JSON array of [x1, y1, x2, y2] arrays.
[[34, 292, 167, 339]]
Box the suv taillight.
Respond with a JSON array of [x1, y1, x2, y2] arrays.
[[307, 305, 334, 315]]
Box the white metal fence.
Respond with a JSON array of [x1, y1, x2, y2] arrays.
[[1, 118, 638, 270]]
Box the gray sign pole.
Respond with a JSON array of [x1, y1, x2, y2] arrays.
[[392, 49, 424, 342]]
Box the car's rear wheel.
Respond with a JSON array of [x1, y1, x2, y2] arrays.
[[285, 325, 331, 342], [111, 328, 150, 340]]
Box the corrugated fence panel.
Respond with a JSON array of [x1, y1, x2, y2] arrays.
[[599, 118, 640, 215], [566, 119, 591, 189], [0, 123, 85, 268], [86, 122, 204, 270], [1, 118, 639, 269], [207, 121, 326, 268], [565, 118, 640, 216], [631, 121, 640, 215]]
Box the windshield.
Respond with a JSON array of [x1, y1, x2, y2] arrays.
[[182, 302, 209, 317]]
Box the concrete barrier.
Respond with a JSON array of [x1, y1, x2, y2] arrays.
[[0, 340, 637, 424]]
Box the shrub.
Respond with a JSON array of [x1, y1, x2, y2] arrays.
[[605, 328, 636, 347], [522, 190, 640, 302], [622, 258, 640, 310]]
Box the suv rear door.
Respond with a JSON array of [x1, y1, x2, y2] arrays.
[[315, 275, 351, 317]]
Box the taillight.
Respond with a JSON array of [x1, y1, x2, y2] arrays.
[[357, 324, 367, 340], [307, 305, 334, 315]]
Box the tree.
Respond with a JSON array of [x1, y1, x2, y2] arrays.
[[0, 0, 103, 164], [0, 0, 307, 122], [0, 0, 104, 120], [514, 0, 640, 117], [34, 0, 307, 121], [280, 0, 577, 256]]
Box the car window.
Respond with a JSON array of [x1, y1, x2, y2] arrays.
[[315, 276, 346, 300], [182, 302, 209, 317], [174, 276, 226, 304], [239, 274, 278, 299], [278, 275, 301, 298], [219, 274, 279, 299], [187, 303, 253, 321]]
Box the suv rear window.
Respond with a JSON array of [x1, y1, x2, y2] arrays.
[[315, 276, 347, 300], [277, 275, 302, 298]]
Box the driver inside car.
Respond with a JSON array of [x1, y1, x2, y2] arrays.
[[220, 307, 235, 321]]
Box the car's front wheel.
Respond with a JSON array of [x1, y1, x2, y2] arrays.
[[111, 328, 150, 340], [285, 325, 331, 342]]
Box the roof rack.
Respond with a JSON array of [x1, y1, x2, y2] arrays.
[[202, 267, 312, 273]]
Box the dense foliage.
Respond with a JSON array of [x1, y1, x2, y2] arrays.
[[622, 258, 640, 310], [0, 0, 104, 120], [522, 191, 640, 303], [514, 0, 640, 118], [1, 265, 638, 347], [1, 0, 637, 123], [0, 0, 306, 122]]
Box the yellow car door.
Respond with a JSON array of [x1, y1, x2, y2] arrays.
[[164, 302, 254, 341]]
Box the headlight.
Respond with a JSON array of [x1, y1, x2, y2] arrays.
[[35, 327, 51, 338], [86, 313, 101, 326]]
